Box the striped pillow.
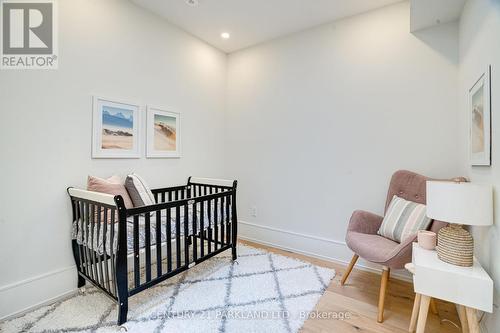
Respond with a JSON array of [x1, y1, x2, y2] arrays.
[[377, 195, 431, 243], [125, 173, 156, 207]]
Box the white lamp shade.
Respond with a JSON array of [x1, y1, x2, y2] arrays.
[[426, 181, 493, 226]]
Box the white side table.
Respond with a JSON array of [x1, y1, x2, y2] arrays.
[[412, 243, 493, 333]]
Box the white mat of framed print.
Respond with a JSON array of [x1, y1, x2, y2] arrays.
[[469, 65, 491, 166], [146, 106, 181, 158], [92, 96, 141, 158]]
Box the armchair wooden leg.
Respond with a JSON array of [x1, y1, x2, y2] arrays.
[[341, 254, 359, 286], [377, 267, 390, 323], [409, 293, 421, 332]]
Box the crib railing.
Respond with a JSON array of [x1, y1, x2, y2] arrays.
[[151, 185, 188, 203], [68, 177, 237, 325]]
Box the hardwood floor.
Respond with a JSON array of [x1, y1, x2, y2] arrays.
[[240, 240, 462, 333]]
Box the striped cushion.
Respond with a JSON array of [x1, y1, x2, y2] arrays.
[[377, 195, 431, 243]]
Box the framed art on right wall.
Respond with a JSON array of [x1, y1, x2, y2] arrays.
[[469, 65, 491, 166]]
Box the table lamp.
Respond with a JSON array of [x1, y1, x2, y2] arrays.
[[426, 181, 493, 267]]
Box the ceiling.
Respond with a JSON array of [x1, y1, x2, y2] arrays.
[[410, 0, 466, 32], [131, 0, 403, 53]]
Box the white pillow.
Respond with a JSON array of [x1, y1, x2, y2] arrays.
[[125, 173, 156, 207]]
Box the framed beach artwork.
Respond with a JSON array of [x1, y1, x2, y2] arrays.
[[92, 96, 141, 158], [146, 106, 181, 158], [469, 66, 491, 166]]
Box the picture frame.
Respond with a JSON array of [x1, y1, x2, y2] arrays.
[[469, 65, 491, 166], [92, 96, 141, 158], [146, 106, 181, 158]]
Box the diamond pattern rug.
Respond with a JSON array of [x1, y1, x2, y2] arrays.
[[1, 245, 335, 333]]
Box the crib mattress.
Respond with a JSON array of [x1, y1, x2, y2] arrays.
[[74, 205, 229, 256]]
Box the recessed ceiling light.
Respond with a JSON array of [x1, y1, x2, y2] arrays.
[[221, 32, 230, 39], [185, 0, 199, 7]]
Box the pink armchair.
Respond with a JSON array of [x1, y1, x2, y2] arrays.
[[341, 170, 464, 323]]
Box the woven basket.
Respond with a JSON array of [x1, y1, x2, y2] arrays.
[[436, 224, 473, 267]]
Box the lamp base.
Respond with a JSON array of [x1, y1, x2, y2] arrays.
[[436, 224, 474, 267]]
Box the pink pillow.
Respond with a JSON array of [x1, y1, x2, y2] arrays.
[[87, 175, 133, 209]]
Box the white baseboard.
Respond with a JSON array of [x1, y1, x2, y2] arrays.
[[0, 266, 78, 321], [239, 220, 412, 282]]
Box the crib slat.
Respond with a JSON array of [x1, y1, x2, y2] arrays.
[[133, 215, 140, 288], [96, 205, 105, 287], [110, 209, 117, 295], [175, 206, 181, 269], [82, 202, 89, 279], [103, 208, 111, 292], [86, 203, 95, 282], [207, 198, 213, 254], [156, 209, 162, 278], [162, 192, 166, 203], [90, 204, 99, 283], [79, 202, 87, 277], [214, 197, 218, 250], [207, 192, 213, 253], [74, 200, 85, 273], [220, 196, 225, 245], [184, 204, 189, 266], [192, 202, 198, 261], [90, 205, 99, 282], [226, 195, 231, 246], [200, 200, 205, 257], [226, 195, 233, 248], [166, 208, 172, 272], [145, 213, 152, 283], [84, 202, 92, 279], [74, 201, 84, 274]]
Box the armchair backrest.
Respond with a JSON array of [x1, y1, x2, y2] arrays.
[[384, 170, 465, 234]]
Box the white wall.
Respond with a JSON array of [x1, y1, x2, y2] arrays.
[[458, 0, 500, 331], [225, 2, 462, 268], [0, 0, 227, 318]]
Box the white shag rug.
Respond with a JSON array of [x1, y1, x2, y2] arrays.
[[1, 245, 335, 333]]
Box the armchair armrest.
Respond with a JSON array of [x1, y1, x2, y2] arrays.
[[347, 210, 384, 235], [384, 234, 417, 268]]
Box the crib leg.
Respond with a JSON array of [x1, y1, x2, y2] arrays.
[[117, 299, 128, 326], [116, 269, 128, 325], [77, 275, 86, 288], [72, 240, 86, 288], [232, 243, 237, 260]]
